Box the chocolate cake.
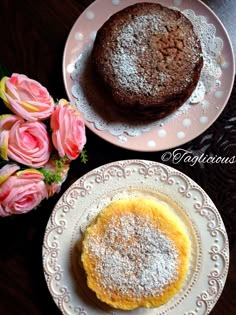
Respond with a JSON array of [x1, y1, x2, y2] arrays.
[[92, 2, 203, 121]]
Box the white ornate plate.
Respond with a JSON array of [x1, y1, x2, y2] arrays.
[[63, 0, 235, 152], [43, 160, 229, 315]]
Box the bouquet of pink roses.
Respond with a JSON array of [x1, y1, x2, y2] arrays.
[[0, 73, 87, 217]]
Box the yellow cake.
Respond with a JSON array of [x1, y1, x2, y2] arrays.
[[81, 198, 191, 310]]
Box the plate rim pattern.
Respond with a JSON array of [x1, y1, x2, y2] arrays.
[[43, 159, 229, 315]]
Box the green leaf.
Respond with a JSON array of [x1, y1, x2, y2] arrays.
[[39, 156, 69, 185], [80, 148, 88, 164]]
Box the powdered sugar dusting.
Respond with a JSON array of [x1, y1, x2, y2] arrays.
[[111, 15, 164, 94], [71, 8, 224, 139], [86, 213, 179, 298], [110, 12, 201, 96]]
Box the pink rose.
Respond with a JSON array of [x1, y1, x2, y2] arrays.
[[0, 73, 55, 121], [0, 163, 20, 185], [0, 114, 51, 168], [51, 99, 86, 160], [0, 168, 48, 217]]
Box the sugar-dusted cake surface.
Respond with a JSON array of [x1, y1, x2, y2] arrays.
[[92, 2, 203, 121], [81, 198, 191, 310]]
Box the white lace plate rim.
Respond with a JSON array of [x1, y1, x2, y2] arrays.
[[43, 159, 229, 315]]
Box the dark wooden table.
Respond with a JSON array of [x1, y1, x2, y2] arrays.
[[0, 1, 235, 314]]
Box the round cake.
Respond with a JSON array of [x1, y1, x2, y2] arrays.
[[81, 198, 191, 310], [92, 2, 203, 121]]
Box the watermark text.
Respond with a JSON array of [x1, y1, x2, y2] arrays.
[[161, 148, 235, 166]]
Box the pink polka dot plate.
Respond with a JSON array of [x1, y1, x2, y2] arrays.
[[63, 0, 235, 151]]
